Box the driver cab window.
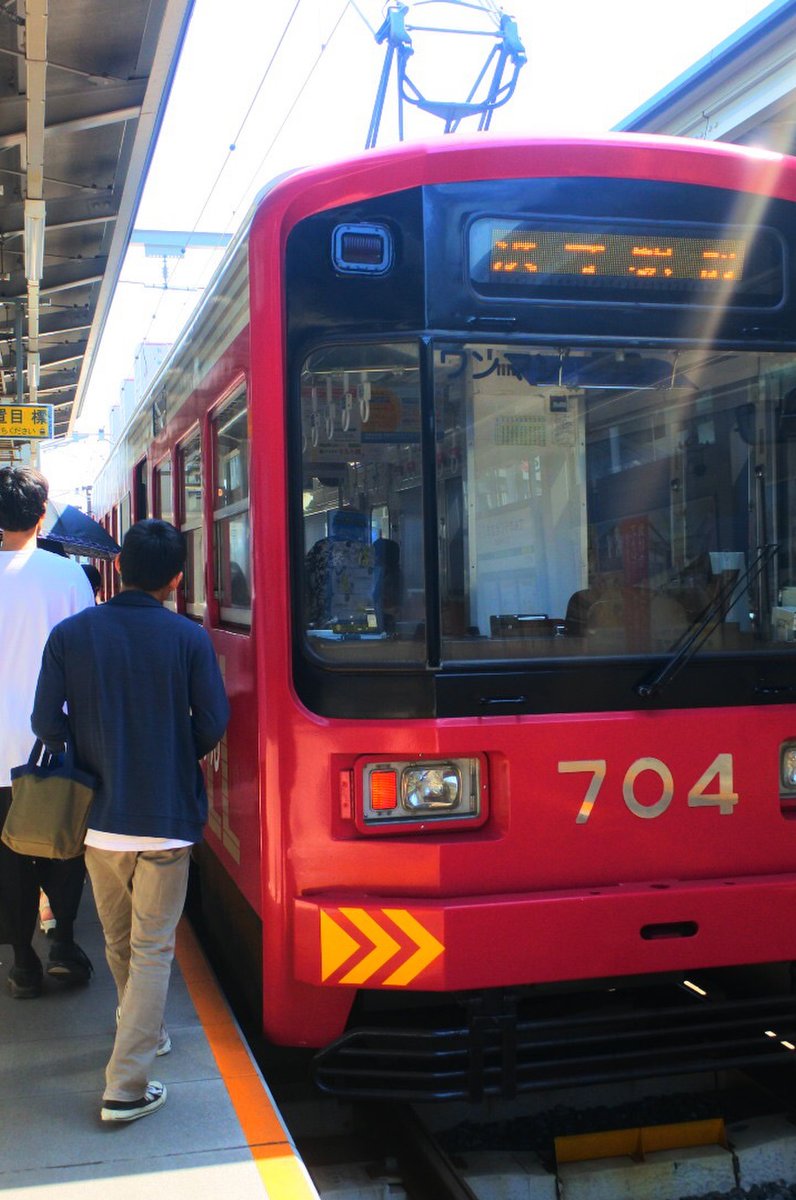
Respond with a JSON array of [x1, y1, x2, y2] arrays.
[[299, 343, 425, 665]]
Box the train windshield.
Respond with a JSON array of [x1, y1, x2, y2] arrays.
[[435, 342, 796, 663], [300, 341, 796, 665]]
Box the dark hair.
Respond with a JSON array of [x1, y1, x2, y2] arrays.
[[0, 465, 48, 532], [81, 563, 102, 596], [119, 519, 185, 591]]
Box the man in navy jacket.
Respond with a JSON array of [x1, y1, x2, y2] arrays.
[[32, 519, 229, 1123]]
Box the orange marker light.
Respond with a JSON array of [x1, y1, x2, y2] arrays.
[[370, 770, 398, 810]]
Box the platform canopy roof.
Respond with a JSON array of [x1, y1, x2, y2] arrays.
[[616, 0, 796, 150], [0, 0, 194, 442]]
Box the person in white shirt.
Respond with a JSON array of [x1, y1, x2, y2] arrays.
[[0, 465, 95, 998]]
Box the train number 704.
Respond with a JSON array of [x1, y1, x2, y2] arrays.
[[558, 755, 738, 823]]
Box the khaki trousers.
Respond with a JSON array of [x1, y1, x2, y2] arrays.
[[85, 845, 191, 1101]]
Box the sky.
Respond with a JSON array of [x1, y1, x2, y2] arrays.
[[75, 0, 778, 433]]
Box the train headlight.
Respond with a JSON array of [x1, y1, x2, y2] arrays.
[[358, 756, 486, 832], [403, 765, 461, 812], [781, 743, 796, 790]]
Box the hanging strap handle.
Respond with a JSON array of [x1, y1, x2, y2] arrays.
[[28, 738, 70, 771]]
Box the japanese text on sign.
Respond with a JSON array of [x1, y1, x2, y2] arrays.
[[0, 405, 54, 439]]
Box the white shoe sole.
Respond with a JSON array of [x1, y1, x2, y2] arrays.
[[101, 1083, 167, 1123]]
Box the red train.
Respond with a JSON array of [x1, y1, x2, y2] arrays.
[[93, 134, 796, 1099]]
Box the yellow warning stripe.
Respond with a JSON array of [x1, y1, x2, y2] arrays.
[[381, 908, 444, 986], [175, 918, 320, 1198], [318, 905, 446, 986], [338, 906, 400, 984], [555, 1118, 727, 1164]]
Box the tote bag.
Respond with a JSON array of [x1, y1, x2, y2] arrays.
[[3, 740, 97, 859], [0, 787, 14, 941]]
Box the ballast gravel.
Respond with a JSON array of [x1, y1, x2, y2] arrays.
[[439, 1087, 796, 1199]]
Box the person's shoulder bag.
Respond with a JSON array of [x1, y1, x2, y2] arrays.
[[2, 740, 97, 859]]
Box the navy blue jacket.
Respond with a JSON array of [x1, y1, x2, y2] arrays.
[[31, 590, 230, 843]]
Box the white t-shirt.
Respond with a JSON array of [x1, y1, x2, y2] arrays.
[[84, 830, 192, 852], [0, 546, 95, 786]]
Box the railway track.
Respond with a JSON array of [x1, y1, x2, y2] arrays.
[[194, 914, 796, 1198], [292, 1101, 482, 1200], [280, 1070, 796, 1200]]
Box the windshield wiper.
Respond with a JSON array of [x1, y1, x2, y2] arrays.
[[635, 543, 778, 699]]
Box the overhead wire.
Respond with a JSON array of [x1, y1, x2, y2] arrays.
[[142, 0, 356, 349], [123, 0, 509, 342], [134, 0, 308, 343], [231, 1, 353, 225], [182, 0, 304, 242], [349, 0, 377, 35], [87, 0, 524, 427], [126, 0, 393, 364], [404, 0, 505, 26], [478, 0, 506, 26]]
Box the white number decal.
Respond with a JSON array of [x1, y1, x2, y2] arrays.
[[687, 753, 738, 814], [623, 757, 674, 820], [559, 754, 737, 822], [558, 760, 606, 824]]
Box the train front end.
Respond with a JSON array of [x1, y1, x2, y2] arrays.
[[249, 137, 796, 1099]]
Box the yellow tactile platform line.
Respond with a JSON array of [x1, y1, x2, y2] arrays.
[[175, 919, 320, 1198]]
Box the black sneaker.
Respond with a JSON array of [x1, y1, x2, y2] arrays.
[[46, 941, 93, 984], [7, 960, 43, 999], [101, 1081, 167, 1123]]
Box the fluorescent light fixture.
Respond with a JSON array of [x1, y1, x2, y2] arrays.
[[24, 199, 46, 283]]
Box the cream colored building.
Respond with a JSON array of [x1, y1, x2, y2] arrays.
[[616, 0, 796, 150]]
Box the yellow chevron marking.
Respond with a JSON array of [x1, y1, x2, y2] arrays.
[[320, 911, 360, 981], [339, 907, 401, 984], [381, 909, 445, 986]]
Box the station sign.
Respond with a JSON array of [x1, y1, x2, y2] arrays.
[[0, 404, 54, 439]]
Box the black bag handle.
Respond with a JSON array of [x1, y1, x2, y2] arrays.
[[28, 738, 72, 771]]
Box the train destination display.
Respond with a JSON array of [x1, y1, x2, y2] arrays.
[[469, 217, 783, 302], [488, 227, 747, 280]]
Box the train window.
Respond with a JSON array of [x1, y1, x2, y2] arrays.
[[119, 493, 131, 544], [133, 459, 148, 521], [153, 456, 176, 610], [179, 432, 205, 620], [371, 504, 390, 540], [154, 456, 174, 524], [212, 388, 251, 626], [109, 507, 118, 596], [434, 342, 796, 662], [300, 342, 425, 664], [107, 508, 118, 597]]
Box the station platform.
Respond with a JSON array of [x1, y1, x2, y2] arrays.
[[0, 889, 320, 1199]]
